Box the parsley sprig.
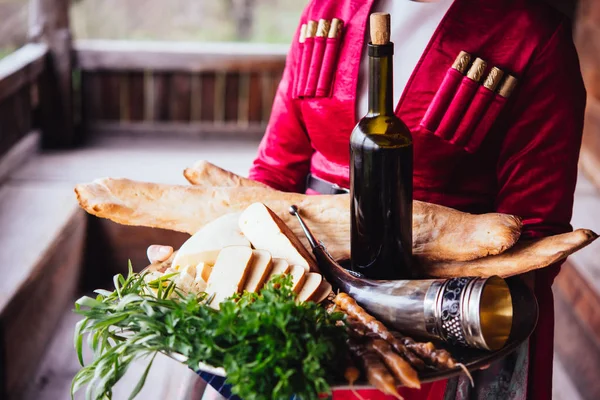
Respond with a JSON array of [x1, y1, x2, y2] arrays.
[[71, 263, 347, 400]]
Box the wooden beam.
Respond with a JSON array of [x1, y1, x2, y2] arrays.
[[0, 131, 40, 186], [86, 121, 267, 140], [28, 0, 74, 148], [0, 43, 47, 103], [74, 40, 288, 72]]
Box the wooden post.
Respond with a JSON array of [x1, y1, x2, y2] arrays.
[[28, 0, 74, 147]]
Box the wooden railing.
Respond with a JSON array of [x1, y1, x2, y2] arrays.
[[0, 43, 47, 157], [73, 40, 288, 139]]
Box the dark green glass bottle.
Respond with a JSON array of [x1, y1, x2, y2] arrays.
[[350, 13, 413, 280]]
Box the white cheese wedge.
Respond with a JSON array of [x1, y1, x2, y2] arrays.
[[172, 213, 250, 271], [239, 203, 317, 271], [268, 259, 290, 281], [312, 280, 333, 303], [296, 273, 323, 302], [243, 250, 273, 293], [289, 265, 307, 293], [205, 246, 254, 309]]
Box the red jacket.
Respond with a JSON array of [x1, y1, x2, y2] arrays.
[[249, 0, 586, 398]]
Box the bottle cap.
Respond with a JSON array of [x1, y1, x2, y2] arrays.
[[451, 51, 472, 74], [370, 12, 390, 45]]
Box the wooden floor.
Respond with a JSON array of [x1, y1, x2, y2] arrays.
[[3, 135, 598, 399], [22, 302, 205, 400], [6, 135, 260, 400]]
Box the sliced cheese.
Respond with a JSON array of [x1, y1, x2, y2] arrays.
[[206, 246, 254, 308], [296, 273, 323, 302], [199, 262, 212, 282], [268, 259, 290, 280], [243, 250, 273, 293], [239, 203, 317, 272], [312, 280, 333, 304], [176, 264, 197, 293], [289, 265, 307, 293], [172, 213, 250, 271]]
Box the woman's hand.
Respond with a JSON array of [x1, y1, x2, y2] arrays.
[[147, 245, 173, 263]]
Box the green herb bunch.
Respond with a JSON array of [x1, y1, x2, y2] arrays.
[[71, 263, 347, 400]]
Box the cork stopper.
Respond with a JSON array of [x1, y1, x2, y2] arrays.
[[306, 20, 318, 38], [328, 18, 343, 39], [483, 67, 505, 91], [466, 58, 487, 82], [370, 12, 390, 45], [498, 75, 518, 98], [451, 51, 472, 74], [299, 24, 307, 43]]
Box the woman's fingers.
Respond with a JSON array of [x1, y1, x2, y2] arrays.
[[147, 245, 173, 263]]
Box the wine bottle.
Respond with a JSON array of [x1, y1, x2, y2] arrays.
[[350, 12, 414, 280]]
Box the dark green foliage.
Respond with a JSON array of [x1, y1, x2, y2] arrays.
[[71, 263, 347, 400]]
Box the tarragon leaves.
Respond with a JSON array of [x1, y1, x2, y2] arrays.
[[71, 266, 346, 400]]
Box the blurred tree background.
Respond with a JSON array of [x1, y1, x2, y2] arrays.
[[0, 0, 307, 59]]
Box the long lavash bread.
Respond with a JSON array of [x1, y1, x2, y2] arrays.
[[74, 178, 350, 259], [184, 160, 269, 189], [205, 246, 254, 308], [421, 229, 599, 278], [239, 202, 318, 271], [183, 161, 523, 262], [75, 176, 522, 263]]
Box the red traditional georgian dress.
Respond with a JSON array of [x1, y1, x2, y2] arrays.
[[245, 0, 585, 398]]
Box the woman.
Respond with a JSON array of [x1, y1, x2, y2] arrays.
[[151, 0, 585, 398]]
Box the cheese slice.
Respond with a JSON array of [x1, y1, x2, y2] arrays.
[[312, 280, 333, 303], [243, 250, 273, 293], [199, 262, 212, 282], [239, 203, 317, 271], [296, 273, 323, 302], [172, 213, 250, 271], [206, 246, 254, 308], [175, 264, 197, 293], [289, 265, 307, 293], [268, 259, 290, 280]]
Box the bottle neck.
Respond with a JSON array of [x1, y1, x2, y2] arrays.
[[368, 43, 394, 116]]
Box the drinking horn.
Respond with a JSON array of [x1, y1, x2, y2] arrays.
[[289, 205, 514, 351]]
